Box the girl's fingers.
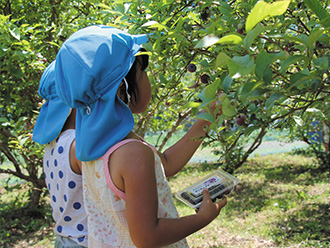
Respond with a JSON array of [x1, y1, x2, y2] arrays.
[[215, 197, 227, 210]]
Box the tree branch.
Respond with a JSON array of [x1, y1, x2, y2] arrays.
[[0, 140, 22, 174], [0, 167, 46, 188], [158, 109, 191, 151], [237, 127, 267, 168]]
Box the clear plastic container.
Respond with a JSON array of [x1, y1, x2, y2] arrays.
[[175, 169, 240, 209]]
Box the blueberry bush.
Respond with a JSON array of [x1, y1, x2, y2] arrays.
[[1, 0, 329, 206]]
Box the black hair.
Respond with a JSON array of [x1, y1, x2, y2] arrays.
[[120, 48, 149, 105]]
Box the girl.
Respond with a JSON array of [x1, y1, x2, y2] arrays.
[[55, 25, 227, 248], [33, 61, 87, 247]]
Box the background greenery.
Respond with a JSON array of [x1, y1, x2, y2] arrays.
[[0, 0, 329, 247]]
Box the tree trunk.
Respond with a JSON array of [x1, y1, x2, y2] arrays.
[[29, 186, 43, 209]]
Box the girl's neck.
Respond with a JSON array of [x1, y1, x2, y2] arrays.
[[62, 109, 76, 131], [124, 131, 139, 140]]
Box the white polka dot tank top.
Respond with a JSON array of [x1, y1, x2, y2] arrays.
[[43, 129, 88, 247]]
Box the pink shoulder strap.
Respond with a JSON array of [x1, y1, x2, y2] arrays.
[[100, 139, 146, 200]]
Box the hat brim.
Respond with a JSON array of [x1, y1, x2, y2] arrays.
[[33, 97, 71, 144]]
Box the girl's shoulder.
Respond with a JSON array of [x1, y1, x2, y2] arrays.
[[119, 138, 153, 154], [110, 138, 155, 165], [108, 138, 156, 190]]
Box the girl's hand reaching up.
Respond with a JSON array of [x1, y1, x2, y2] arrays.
[[197, 188, 227, 223]]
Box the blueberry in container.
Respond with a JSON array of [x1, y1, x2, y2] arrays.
[[175, 169, 240, 209]]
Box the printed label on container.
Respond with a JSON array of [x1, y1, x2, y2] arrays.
[[188, 175, 222, 197]]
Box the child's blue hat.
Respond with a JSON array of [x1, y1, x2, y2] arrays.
[[33, 61, 71, 144], [55, 25, 148, 161]]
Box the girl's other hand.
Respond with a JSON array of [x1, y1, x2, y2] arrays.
[[196, 188, 227, 222]]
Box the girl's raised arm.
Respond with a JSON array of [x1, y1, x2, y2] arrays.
[[158, 119, 211, 177]]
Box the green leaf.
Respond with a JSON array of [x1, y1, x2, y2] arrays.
[[244, 23, 272, 50], [306, 108, 325, 117], [218, 34, 243, 45], [310, 79, 322, 91], [216, 52, 230, 67], [198, 88, 207, 102], [256, 51, 285, 80], [293, 116, 303, 126], [159, 73, 167, 84], [314, 57, 329, 69], [141, 21, 168, 30], [198, 82, 217, 104], [183, 102, 201, 109], [265, 93, 284, 109], [130, 3, 138, 15], [115, 3, 126, 14], [98, 4, 122, 15], [267, 33, 306, 45], [279, 55, 309, 73], [199, 98, 215, 109], [201, 79, 221, 100], [228, 55, 254, 78], [251, 88, 270, 97], [263, 66, 273, 84], [112, 0, 126, 3], [172, 16, 189, 31], [204, 84, 216, 99], [304, 0, 330, 21], [0, 117, 9, 123], [307, 28, 324, 49], [196, 112, 213, 123], [135, 51, 153, 57], [288, 71, 313, 90], [246, 0, 291, 33], [244, 125, 260, 137], [47, 41, 60, 48], [194, 35, 220, 48], [320, 16, 330, 28], [11, 68, 24, 78], [218, 1, 233, 16], [9, 26, 20, 40], [222, 75, 233, 93], [241, 81, 262, 97], [255, 56, 268, 79], [142, 42, 153, 52], [221, 98, 237, 117]]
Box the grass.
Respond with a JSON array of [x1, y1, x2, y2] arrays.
[[1, 152, 329, 247], [0, 184, 55, 248], [169, 153, 330, 248]]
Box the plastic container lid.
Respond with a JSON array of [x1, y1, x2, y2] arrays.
[[175, 169, 240, 209]]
